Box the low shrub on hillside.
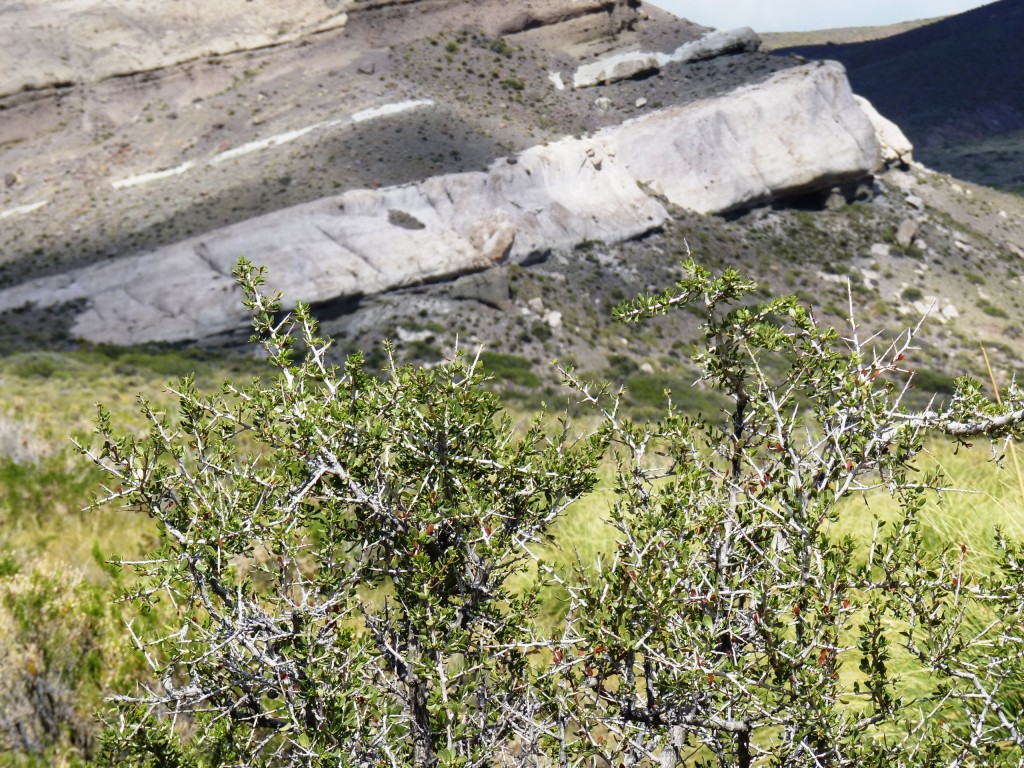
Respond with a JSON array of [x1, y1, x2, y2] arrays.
[[85, 259, 1024, 767]]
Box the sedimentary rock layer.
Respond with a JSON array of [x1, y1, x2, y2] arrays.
[[0, 62, 885, 344], [1, 0, 642, 97]]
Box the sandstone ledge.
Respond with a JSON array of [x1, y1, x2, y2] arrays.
[[0, 62, 886, 344]]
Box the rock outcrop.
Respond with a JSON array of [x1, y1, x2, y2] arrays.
[[2, 0, 643, 98], [0, 62, 883, 344], [573, 28, 761, 88], [673, 27, 762, 63], [616, 61, 881, 214], [1, 1, 350, 97], [854, 96, 914, 166], [573, 51, 665, 89]]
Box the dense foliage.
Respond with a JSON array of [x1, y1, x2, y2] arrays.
[[86, 259, 1024, 767]]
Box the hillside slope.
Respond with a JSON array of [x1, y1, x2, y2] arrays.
[[0, 0, 1021, 408]]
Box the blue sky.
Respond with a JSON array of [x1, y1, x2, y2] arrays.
[[644, 0, 995, 32]]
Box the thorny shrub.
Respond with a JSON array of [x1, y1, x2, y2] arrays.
[[89, 259, 1024, 767]]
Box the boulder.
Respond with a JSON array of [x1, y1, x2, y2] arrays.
[[825, 187, 848, 211], [573, 51, 663, 88], [896, 219, 920, 249], [449, 269, 511, 308], [0, 62, 881, 344], [670, 27, 761, 64], [853, 95, 914, 167], [0, 0, 351, 97]]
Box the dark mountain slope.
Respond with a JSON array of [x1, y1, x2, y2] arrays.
[[776, 0, 1024, 190]]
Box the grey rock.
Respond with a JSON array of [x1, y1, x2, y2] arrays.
[[896, 219, 919, 249], [396, 326, 435, 344], [449, 269, 510, 308], [594, 96, 613, 111], [574, 51, 663, 88], [670, 27, 761, 63], [3, 0, 641, 97], [905, 195, 924, 210], [825, 187, 847, 211], [388, 209, 427, 230], [853, 182, 875, 201]]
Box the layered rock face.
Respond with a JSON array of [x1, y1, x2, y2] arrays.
[[0, 61, 885, 345], [0, 1, 350, 97], [1, 0, 642, 97], [617, 61, 881, 214]]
